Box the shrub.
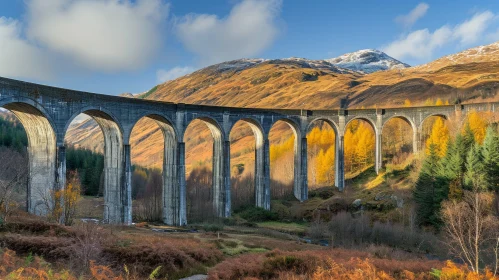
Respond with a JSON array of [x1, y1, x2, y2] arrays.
[[308, 187, 335, 199], [236, 206, 278, 222]]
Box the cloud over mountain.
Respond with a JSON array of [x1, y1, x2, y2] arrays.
[[176, 0, 282, 66]]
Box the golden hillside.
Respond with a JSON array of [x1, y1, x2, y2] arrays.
[[66, 42, 499, 171]]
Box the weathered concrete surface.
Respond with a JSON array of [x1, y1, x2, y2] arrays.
[[0, 76, 497, 225]]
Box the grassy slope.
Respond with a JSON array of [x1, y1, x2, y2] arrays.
[[65, 42, 499, 171]]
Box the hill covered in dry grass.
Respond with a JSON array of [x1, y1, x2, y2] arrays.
[[66, 42, 499, 170]]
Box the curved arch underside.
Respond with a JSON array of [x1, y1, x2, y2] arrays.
[[3, 103, 57, 215], [82, 110, 124, 224]]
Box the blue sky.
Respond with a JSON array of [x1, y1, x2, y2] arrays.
[[0, 0, 498, 95]]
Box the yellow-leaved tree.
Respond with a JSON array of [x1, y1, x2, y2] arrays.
[[435, 98, 444, 106], [425, 117, 449, 158], [466, 111, 487, 144], [404, 99, 411, 107], [53, 171, 82, 226]]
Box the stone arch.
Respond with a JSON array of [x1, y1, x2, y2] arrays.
[[343, 116, 378, 174], [381, 115, 417, 165], [229, 118, 266, 209], [345, 116, 378, 135], [0, 99, 57, 216], [268, 117, 305, 201], [305, 118, 338, 190], [183, 116, 228, 220], [382, 115, 416, 133], [129, 114, 180, 225], [306, 117, 339, 136], [63, 109, 124, 224], [419, 113, 448, 132]]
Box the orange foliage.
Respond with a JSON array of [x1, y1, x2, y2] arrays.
[[270, 135, 295, 162], [426, 117, 449, 158], [404, 99, 412, 107], [307, 124, 336, 187], [465, 110, 488, 144], [345, 120, 375, 172]]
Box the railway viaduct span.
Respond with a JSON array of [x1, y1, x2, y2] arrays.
[[0, 76, 496, 225]]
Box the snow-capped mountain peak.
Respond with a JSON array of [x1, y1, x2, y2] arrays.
[[326, 49, 410, 73]]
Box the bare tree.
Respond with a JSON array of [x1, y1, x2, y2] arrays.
[[442, 189, 499, 273], [0, 147, 28, 222]]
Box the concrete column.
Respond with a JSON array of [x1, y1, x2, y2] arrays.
[[122, 144, 132, 225], [375, 132, 382, 174], [162, 135, 179, 226], [223, 140, 231, 217], [335, 135, 345, 191], [294, 137, 308, 202], [336, 113, 346, 191], [55, 145, 66, 223], [177, 142, 187, 225], [413, 129, 421, 154], [375, 113, 383, 174], [256, 138, 270, 210]]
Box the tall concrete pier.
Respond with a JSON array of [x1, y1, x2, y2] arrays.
[[0, 76, 495, 225]]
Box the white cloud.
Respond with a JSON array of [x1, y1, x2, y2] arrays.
[[395, 3, 429, 28], [383, 11, 498, 61], [0, 17, 53, 80], [156, 66, 195, 83], [25, 0, 169, 72], [453, 11, 494, 44], [176, 0, 282, 65]]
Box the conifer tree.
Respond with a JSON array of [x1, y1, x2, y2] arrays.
[[464, 143, 486, 190], [414, 144, 447, 227], [481, 126, 499, 191]]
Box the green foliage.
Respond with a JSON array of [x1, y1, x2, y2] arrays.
[[464, 143, 486, 189], [66, 147, 104, 196], [0, 115, 28, 153], [308, 187, 335, 199], [236, 206, 278, 222], [149, 266, 162, 279], [413, 144, 448, 228], [202, 223, 225, 232], [139, 85, 158, 99], [482, 126, 499, 191]]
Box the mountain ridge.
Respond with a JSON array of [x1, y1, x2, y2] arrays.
[[68, 41, 499, 170]]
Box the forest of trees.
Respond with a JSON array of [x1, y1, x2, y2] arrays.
[[414, 111, 498, 228]]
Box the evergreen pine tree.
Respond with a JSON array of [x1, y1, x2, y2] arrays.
[[464, 143, 486, 190], [482, 126, 499, 191], [414, 144, 447, 227]]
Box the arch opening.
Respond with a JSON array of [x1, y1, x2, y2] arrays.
[[229, 119, 264, 211], [0, 103, 54, 217], [420, 115, 449, 158], [184, 117, 225, 223], [64, 110, 123, 224], [381, 117, 414, 168], [269, 119, 301, 201], [306, 119, 336, 189], [344, 118, 375, 177], [129, 115, 177, 224]]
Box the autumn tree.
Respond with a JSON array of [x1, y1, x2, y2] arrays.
[[466, 111, 488, 144], [442, 190, 499, 273], [425, 117, 449, 158], [62, 171, 82, 226]]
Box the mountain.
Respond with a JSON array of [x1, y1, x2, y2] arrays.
[[66, 42, 499, 170], [326, 49, 410, 73]]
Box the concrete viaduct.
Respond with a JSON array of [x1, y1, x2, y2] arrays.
[[0, 76, 496, 225]]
